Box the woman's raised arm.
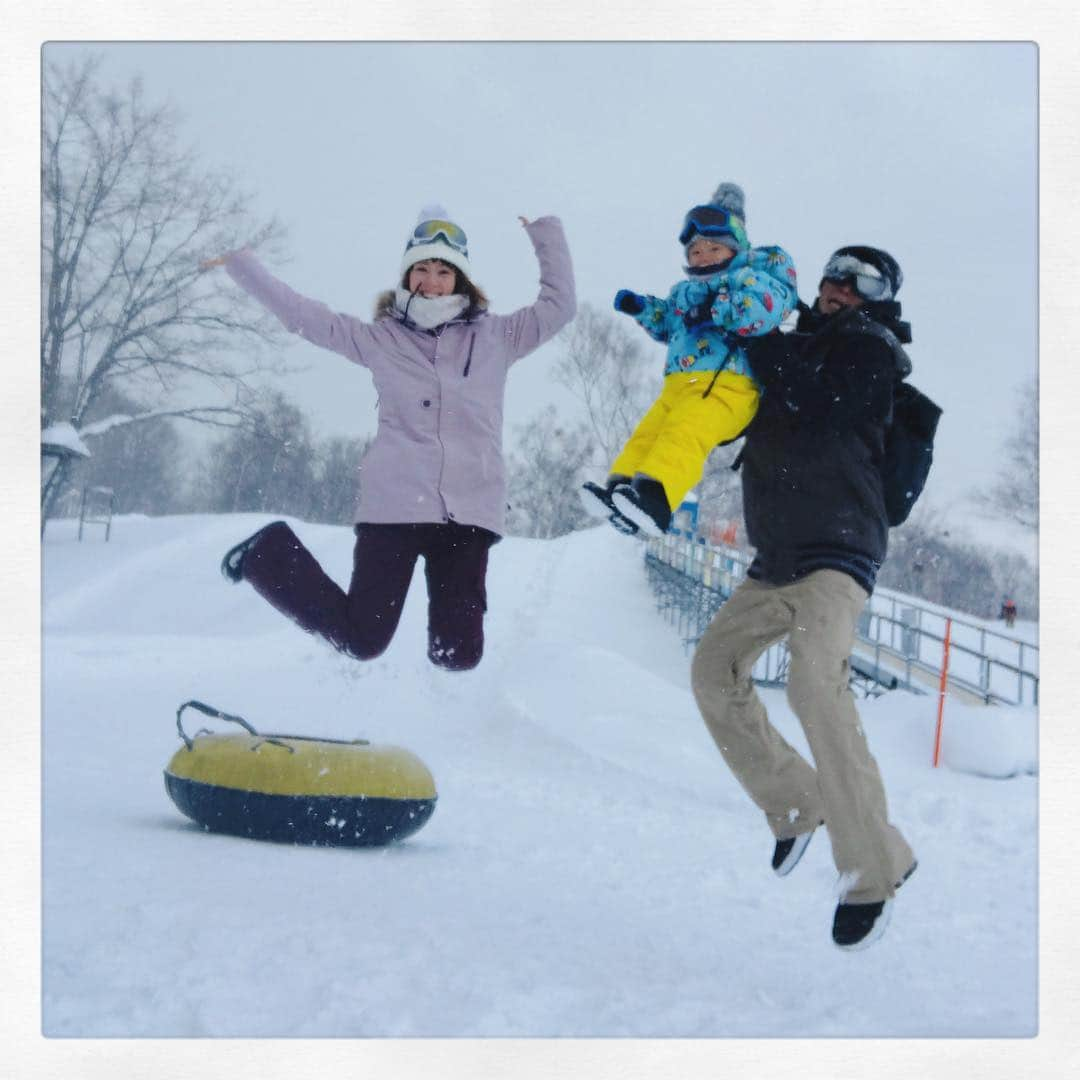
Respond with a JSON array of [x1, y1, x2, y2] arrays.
[[497, 215, 577, 361], [207, 249, 371, 368]]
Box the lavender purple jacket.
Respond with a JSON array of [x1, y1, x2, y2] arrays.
[[224, 217, 576, 536]]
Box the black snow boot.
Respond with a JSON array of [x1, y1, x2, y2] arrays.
[[832, 861, 917, 951], [221, 520, 289, 583], [610, 475, 672, 538]]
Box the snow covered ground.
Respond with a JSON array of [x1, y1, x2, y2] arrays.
[[35, 511, 1042, 1047]]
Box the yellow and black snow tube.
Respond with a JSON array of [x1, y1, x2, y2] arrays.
[[164, 701, 436, 846]]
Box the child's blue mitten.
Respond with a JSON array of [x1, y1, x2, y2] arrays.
[[614, 289, 646, 315]]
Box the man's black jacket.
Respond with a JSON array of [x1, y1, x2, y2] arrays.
[[737, 303, 913, 594]]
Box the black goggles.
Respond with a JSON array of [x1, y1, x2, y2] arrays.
[[678, 205, 743, 247], [821, 253, 891, 300]]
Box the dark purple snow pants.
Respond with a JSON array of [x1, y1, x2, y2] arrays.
[[239, 521, 495, 671]]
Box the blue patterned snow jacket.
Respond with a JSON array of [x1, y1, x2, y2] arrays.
[[623, 246, 798, 381]]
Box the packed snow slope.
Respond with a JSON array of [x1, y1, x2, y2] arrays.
[[41, 514, 1037, 1037]]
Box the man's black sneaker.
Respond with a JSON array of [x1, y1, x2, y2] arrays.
[[832, 861, 917, 951], [832, 899, 892, 951], [610, 475, 672, 538], [772, 828, 816, 877], [220, 520, 286, 583]]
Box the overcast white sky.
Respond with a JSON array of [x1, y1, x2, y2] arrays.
[[44, 41, 1037, 530]]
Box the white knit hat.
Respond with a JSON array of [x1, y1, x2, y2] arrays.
[[399, 203, 472, 281]]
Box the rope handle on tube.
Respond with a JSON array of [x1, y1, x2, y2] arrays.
[[175, 700, 371, 752], [175, 699, 294, 754]]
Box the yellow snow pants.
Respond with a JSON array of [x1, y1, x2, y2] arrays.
[[610, 370, 759, 510]]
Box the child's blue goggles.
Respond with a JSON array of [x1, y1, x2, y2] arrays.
[[678, 205, 742, 247], [411, 219, 468, 254]]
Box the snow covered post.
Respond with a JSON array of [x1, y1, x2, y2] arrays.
[[933, 617, 954, 767], [41, 423, 92, 537]]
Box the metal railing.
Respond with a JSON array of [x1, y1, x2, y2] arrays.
[[858, 593, 1038, 706], [645, 531, 1038, 706]]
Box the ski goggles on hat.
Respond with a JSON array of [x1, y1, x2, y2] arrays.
[[410, 219, 468, 254], [678, 205, 746, 247], [821, 253, 892, 300]]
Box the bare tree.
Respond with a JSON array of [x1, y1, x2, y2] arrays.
[[196, 389, 318, 517], [311, 435, 372, 525], [505, 406, 596, 538], [552, 302, 655, 472], [973, 377, 1038, 531], [878, 522, 998, 616], [873, 498, 1041, 618], [41, 54, 287, 523]]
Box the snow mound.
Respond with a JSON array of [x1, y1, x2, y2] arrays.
[[942, 703, 1038, 778], [40, 513, 1038, 1038]]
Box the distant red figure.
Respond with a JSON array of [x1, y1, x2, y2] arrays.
[[1000, 598, 1018, 628]]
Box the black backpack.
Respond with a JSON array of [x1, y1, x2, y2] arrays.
[[882, 381, 942, 526]]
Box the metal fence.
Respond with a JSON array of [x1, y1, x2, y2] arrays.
[[857, 593, 1038, 706], [645, 532, 1039, 706]]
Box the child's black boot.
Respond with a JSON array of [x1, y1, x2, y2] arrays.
[[579, 474, 630, 519], [611, 475, 672, 538]]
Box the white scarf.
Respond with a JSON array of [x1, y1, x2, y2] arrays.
[[394, 288, 469, 330]]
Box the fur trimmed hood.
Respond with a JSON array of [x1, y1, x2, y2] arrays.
[[373, 287, 489, 323], [374, 289, 397, 320]]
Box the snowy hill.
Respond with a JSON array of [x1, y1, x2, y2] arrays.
[[41, 514, 1037, 1038]]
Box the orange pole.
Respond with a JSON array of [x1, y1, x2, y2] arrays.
[[933, 617, 953, 768]]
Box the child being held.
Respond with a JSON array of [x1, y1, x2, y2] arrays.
[[581, 182, 797, 537]]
